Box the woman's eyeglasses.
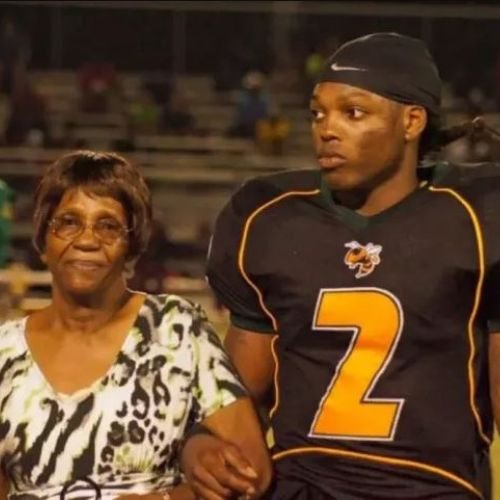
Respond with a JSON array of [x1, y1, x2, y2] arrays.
[[49, 214, 130, 245]]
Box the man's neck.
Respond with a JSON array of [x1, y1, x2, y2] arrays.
[[335, 161, 420, 217]]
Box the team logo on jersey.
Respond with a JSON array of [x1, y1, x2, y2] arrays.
[[344, 241, 382, 278]]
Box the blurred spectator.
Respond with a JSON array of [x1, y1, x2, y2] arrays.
[[128, 84, 161, 135], [0, 178, 13, 269], [61, 121, 87, 150], [78, 62, 119, 113], [4, 75, 48, 146], [0, 17, 30, 96], [0, 93, 9, 142], [304, 50, 325, 92], [128, 219, 170, 294], [162, 84, 194, 135], [256, 107, 291, 155], [228, 71, 270, 138], [301, 38, 338, 100], [127, 216, 217, 292]]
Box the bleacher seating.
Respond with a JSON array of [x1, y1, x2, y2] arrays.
[[1, 69, 498, 312]]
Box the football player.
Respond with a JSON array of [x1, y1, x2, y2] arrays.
[[206, 33, 500, 499]]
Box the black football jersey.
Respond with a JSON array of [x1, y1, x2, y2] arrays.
[[206, 163, 500, 499]]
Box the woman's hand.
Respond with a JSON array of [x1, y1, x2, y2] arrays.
[[181, 433, 259, 499]]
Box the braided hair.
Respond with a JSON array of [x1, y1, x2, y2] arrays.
[[420, 116, 500, 159]]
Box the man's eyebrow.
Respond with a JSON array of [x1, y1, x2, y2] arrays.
[[310, 89, 378, 104], [337, 89, 377, 100]]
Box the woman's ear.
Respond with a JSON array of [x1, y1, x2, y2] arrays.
[[123, 259, 136, 280]]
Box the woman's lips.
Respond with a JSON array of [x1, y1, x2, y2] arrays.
[[67, 260, 104, 270]]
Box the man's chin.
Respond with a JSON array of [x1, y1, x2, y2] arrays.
[[321, 169, 360, 192]]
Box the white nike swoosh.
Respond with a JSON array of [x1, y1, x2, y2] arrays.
[[330, 62, 368, 72]]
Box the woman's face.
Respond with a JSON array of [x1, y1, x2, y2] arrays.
[[42, 187, 130, 297]]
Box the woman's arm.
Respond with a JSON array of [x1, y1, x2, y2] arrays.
[[0, 470, 8, 500], [203, 397, 271, 495], [181, 308, 273, 499], [181, 325, 275, 499], [117, 484, 195, 500], [181, 399, 272, 499]]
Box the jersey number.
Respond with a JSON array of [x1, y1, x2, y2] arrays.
[[309, 288, 405, 441]]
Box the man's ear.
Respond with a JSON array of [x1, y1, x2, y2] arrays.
[[403, 105, 428, 142]]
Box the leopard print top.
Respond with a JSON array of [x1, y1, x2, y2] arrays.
[[0, 293, 246, 499]]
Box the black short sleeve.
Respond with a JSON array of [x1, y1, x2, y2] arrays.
[[206, 184, 275, 334]]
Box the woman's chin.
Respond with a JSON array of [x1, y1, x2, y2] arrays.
[[58, 277, 104, 297]]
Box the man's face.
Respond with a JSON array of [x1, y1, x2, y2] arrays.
[[310, 82, 407, 192]]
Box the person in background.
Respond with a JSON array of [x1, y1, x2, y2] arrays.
[[78, 62, 119, 113], [0, 177, 12, 269], [0, 17, 30, 97], [0, 178, 13, 320], [127, 219, 170, 295], [4, 74, 48, 146], [0, 150, 271, 499], [228, 71, 270, 139], [128, 84, 161, 136], [162, 84, 194, 135], [255, 106, 291, 156]]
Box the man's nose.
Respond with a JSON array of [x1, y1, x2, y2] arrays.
[[319, 114, 341, 141]]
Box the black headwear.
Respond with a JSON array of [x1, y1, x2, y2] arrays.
[[317, 32, 441, 117]]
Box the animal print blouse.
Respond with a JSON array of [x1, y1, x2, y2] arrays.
[[0, 294, 246, 499]]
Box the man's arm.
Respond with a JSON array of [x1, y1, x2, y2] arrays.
[[181, 397, 272, 499], [201, 397, 272, 496], [181, 325, 276, 499], [224, 325, 276, 406], [180, 310, 274, 499], [489, 333, 500, 431]]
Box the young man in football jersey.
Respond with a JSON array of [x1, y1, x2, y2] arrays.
[[204, 32, 500, 499]]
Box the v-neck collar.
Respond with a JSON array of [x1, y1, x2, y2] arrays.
[[21, 292, 149, 402], [318, 162, 451, 232]]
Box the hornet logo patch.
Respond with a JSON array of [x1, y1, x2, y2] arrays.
[[344, 241, 382, 278]]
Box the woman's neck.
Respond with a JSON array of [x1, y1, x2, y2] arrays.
[[48, 281, 131, 335]]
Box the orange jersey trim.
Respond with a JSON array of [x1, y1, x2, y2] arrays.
[[272, 446, 482, 498], [429, 187, 490, 445], [237, 189, 321, 331], [269, 335, 280, 418]]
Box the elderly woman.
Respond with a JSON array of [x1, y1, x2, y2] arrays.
[[0, 151, 271, 499]]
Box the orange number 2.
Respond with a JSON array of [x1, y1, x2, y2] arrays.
[[309, 287, 405, 441]]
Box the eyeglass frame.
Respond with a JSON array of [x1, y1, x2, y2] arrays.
[[48, 214, 132, 245]]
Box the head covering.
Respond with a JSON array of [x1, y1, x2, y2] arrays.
[[317, 32, 441, 116]]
